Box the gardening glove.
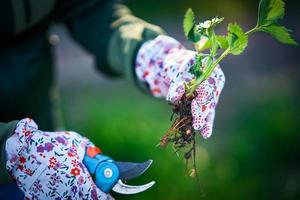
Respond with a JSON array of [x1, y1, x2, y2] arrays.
[[5, 118, 113, 200], [136, 35, 225, 139]]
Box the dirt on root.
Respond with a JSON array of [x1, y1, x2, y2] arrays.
[[159, 92, 199, 177]]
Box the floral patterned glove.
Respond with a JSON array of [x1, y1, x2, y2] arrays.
[[136, 35, 225, 138], [5, 118, 113, 200]]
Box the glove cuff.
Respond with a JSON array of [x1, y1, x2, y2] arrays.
[[135, 35, 185, 97], [5, 118, 38, 163]]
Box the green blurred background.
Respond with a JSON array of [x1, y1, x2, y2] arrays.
[[51, 0, 300, 199]]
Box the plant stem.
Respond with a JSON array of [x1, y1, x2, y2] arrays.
[[187, 48, 230, 96], [203, 48, 230, 80], [187, 25, 260, 96], [245, 26, 259, 35], [192, 137, 199, 181]]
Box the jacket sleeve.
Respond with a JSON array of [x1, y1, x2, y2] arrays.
[[0, 120, 18, 184], [66, 1, 166, 90]]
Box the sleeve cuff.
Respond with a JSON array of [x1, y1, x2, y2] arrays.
[[0, 120, 19, 184], [107, 5, 166, 85]]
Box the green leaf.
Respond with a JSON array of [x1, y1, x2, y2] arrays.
[[216, 35, 229, 49], [189, 27, 201, 43], [267, 0, 285, 21], [189, 55, 203, 78], [183, 9, 195, 38], [195, 35, 228, 52], [227, 23, 248, 55], [183, 9, 201, 42], [210, 32, 219, 57], [260, 24, 298, 45], [258, 0, 285, 26]]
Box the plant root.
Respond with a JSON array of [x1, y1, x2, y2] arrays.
[[159, 93, 199, 178]]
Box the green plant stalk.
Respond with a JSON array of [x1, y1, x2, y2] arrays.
[[245, 26, 259, 35], [186, 48, 228, 96], [186, 26, 259, 97]]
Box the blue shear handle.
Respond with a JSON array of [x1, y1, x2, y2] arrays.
[[83, 154, 120, 193]]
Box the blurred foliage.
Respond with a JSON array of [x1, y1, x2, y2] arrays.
[[57, 0, 300, 199], [127, 0, 300, 18], [60, 78, 300, 199]]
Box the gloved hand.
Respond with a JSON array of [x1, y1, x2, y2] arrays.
[[5, 118, 113, 200], [136, 35, 225, 139]]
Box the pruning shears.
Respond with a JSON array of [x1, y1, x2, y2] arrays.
[[83, 146, 155, 194]]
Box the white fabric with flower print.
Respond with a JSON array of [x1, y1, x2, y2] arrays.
[[5, 118, 113, 200], [136, 35, 225, 138]]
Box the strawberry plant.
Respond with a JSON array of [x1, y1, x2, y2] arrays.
[[159, 0, 297, 177]]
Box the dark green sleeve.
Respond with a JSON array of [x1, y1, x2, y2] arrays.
[[66, 1, 166, 90], [107, 4, 166, 89], [0, 121, 18, 184]]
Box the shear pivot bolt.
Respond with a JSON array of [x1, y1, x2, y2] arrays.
[[104, 168, 113, 178]]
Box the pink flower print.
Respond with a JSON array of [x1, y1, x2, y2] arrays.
[[54, 162, 62, 169], [149, 58, 155, 66], [9, 154, 18, 163], [208, 77, 216, 85], [154, 78, 160, 85], [55, 136, 66, 145], [32, 180, 43, 193], [151, 88, 162, 95], [17, 165, 24, 171], [142, 71, 149, 79], [71, 159, 79, 167], [91, 188, 98, 200], [44, 142, 54, 152], [71, 185, 78, 195], [22, 127, 31, 136], [36, 145, 44, 153], [176, 85, 185, 94], [202, 105, 207, 112], [49, 157, 57, 168], [188, 58, 195, 65], [50, 173, 61, 185], [158, 60, 163, 69], [19, 156, 26, 164], [70, 167, 81, 176], [67, 145, 78, 158], [77, 176, 84, 185], [25, 169, 33, 176]]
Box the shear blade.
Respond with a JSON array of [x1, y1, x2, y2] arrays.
[[112, 180, 155, 194], [115, 159, 153, 180]]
